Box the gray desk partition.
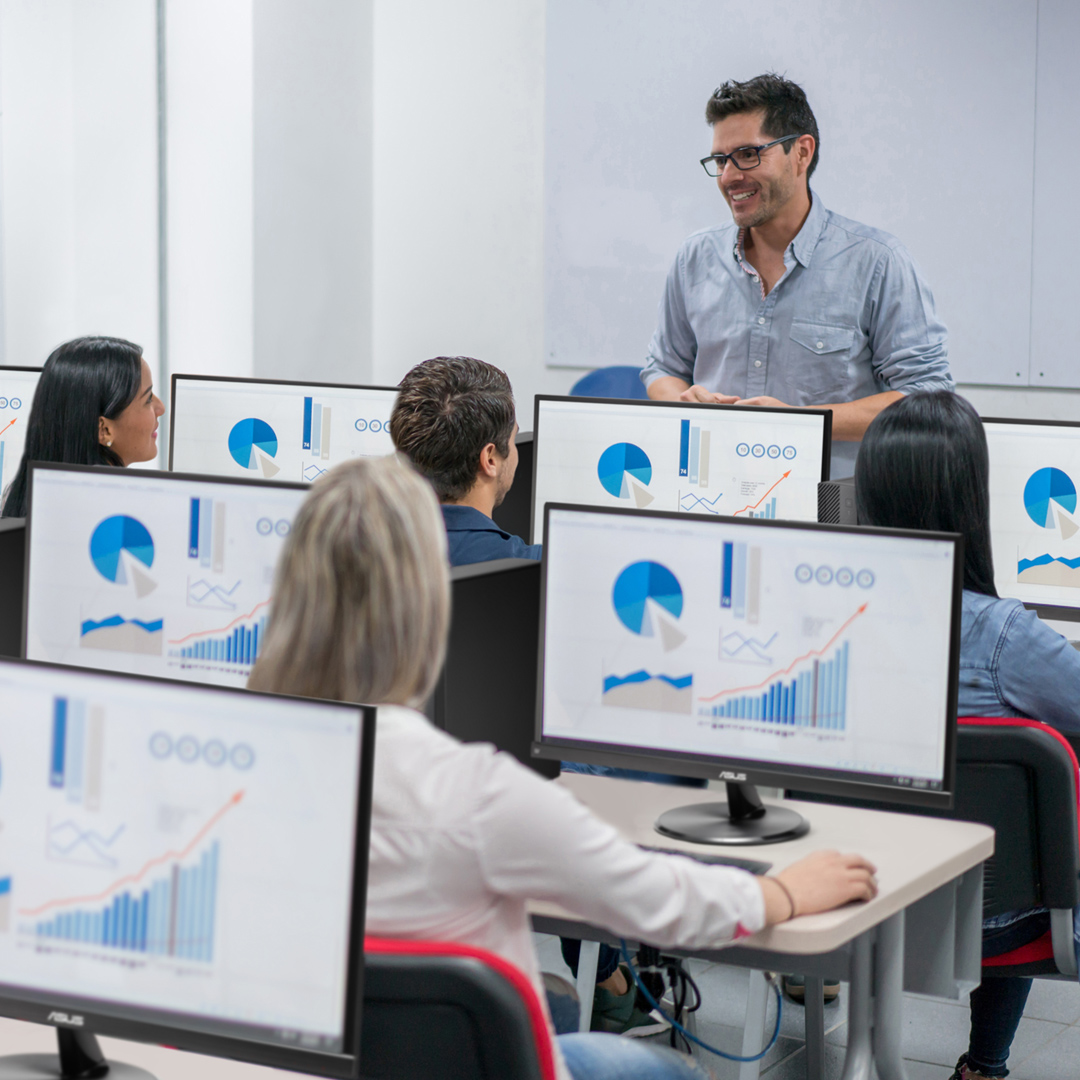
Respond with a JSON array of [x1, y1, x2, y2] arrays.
[[426, 556, 557, 779], [0, 518, 24, 658]]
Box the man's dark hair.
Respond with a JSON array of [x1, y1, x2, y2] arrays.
[[855, 391, 997, 597], [390, 356, 516, 503], [705, 74, 820, 180], [2, 336, 143, 518]]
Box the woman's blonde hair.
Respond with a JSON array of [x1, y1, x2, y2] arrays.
[[248, 455, 449, 706]]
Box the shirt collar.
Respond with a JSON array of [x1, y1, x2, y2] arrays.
[[731, 190, 828, 271], [441, 504, 508, 534]]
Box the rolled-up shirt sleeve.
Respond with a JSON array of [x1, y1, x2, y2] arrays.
[[472, 751, 765, 947], [641, 248, 698, 390], [867, 245, 953, 395]]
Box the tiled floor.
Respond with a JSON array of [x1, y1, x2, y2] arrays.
[[534, 934, 1080, 1079]]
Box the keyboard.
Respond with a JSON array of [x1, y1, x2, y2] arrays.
[[638, 845, 772, 875]]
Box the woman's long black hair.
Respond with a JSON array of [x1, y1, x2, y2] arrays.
[[1, 336, 144, 518], [855, 391, 997, 596]]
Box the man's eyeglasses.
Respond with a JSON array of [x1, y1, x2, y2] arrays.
[[699, 134, 803, 177]]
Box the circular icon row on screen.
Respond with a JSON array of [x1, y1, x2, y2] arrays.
[[355, 419, 388, 433], [735, 443, 797, 460], [795, 564, 875, 588], [149, 732, 255, 769], [0, 397, 23, 410], [256, 518, 292, 537]]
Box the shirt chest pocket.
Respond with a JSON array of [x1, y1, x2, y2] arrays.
[[787, 321, 856, 402]]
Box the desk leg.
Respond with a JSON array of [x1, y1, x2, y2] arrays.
[[873, 912, 908, 1080], [804, 976, 826, 1080], [838, 932, 873, 1080], [576, 940, 600, 1033], [737, 970, 769, 1080]]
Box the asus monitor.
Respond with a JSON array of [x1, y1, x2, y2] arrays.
[[23, 464, 307, 689], [0, 657, 373, 1078], [530, 396, 831, 543], [0, 366, 42, 499], [534, 504, 961, 843], [982, 417, 1080, 621], [168, 374, 398, 484]]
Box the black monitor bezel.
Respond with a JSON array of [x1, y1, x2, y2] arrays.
[[0, 654, 375, 1078], [22, 461, 309, 661], [981, 415, 1080, 623], [168, 372, 399, 474], [533, 501, 962, 810], [529, 394, 834, 544]]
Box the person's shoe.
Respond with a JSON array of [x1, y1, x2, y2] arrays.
[[782, 974, 840, 1003], [948, 1053, 1006, 1079], [590, 964, 671, 1037]]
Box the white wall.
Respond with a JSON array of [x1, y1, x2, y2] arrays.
[[372, 0, 581, 424], [165, 0, 253, 384], [0, 0, 158, 376]]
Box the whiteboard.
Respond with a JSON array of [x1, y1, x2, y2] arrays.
[[544, 0, 1040, 387]]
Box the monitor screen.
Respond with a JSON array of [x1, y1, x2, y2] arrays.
[[24, 464, 307, 688], [536, 505, 960, 808], [0, 659, 371, 1076], [169, 374, 398, 483], [530, 396, 831, 543], [0, 367, 42, 500], [983, 418, 1080, 617]]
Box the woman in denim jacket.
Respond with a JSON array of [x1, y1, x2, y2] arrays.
[[855, 390, 1080, 1080]]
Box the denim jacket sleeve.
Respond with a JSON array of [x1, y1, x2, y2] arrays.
[[994, 604, 1080, 735]]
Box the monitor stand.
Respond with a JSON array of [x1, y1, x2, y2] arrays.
[[0, 1029, 156, 1080], [654, 781, 809, 845]]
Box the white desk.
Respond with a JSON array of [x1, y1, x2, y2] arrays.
[[531, 774, 994, 1080]]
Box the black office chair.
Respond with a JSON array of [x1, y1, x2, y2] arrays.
[[361, 937, 557, 1080], [955, 718, 1079, 979]]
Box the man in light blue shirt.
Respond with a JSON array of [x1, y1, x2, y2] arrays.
[[642, 74, 953, 477]]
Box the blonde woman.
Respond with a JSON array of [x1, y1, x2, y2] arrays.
[[249, 456, 878, 1080]]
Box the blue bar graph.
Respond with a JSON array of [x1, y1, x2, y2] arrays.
[[748, 497, 777, 519], [679, 419, 690, 477], [704, 641, 850, 730], [32, 841, 219, 961], [303, 396, 313, 449], [188, 498, 200, 557], [50, 698, 67, 788], [170, 613, 266, 667]]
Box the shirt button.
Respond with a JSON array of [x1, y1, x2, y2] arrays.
[[754, 360, 762, 367], [816, 341, 824, 349], [757, 317, 765, 325]]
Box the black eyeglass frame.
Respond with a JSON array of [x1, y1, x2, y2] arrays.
[[699, 134, 804, 177]]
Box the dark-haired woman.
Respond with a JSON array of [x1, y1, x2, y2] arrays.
[[856, 390, 1080, 1080], [1, 337, 163, 517]]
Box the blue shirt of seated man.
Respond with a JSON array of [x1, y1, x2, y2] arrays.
[[442, 504, 541, 568]]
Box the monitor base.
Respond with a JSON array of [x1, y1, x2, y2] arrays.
[[0, 1030, 156, 1080], [654, 782, 809, 846], [0, 1058, 154, 1080]]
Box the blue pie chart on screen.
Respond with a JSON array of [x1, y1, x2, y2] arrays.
[[228, 418, 280, 478], [1024, 467, 1077, 529], [90, 516, 154, 584], [612, 561, 684, 651], [597, 443, 654, 507]]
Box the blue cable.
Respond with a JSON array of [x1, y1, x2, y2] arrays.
[[617, 939, 782, 1063]]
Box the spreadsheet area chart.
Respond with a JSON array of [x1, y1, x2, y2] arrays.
[[24, 466, 308, 688], [530, 397, 830, 542], [0, 367, 42, 500], [0, 662, 365, 1054], [169, 375, 398, 484], [541, 508, 956, 793]]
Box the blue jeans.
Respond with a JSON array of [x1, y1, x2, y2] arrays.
[[559, 1033, 715, 1080]]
